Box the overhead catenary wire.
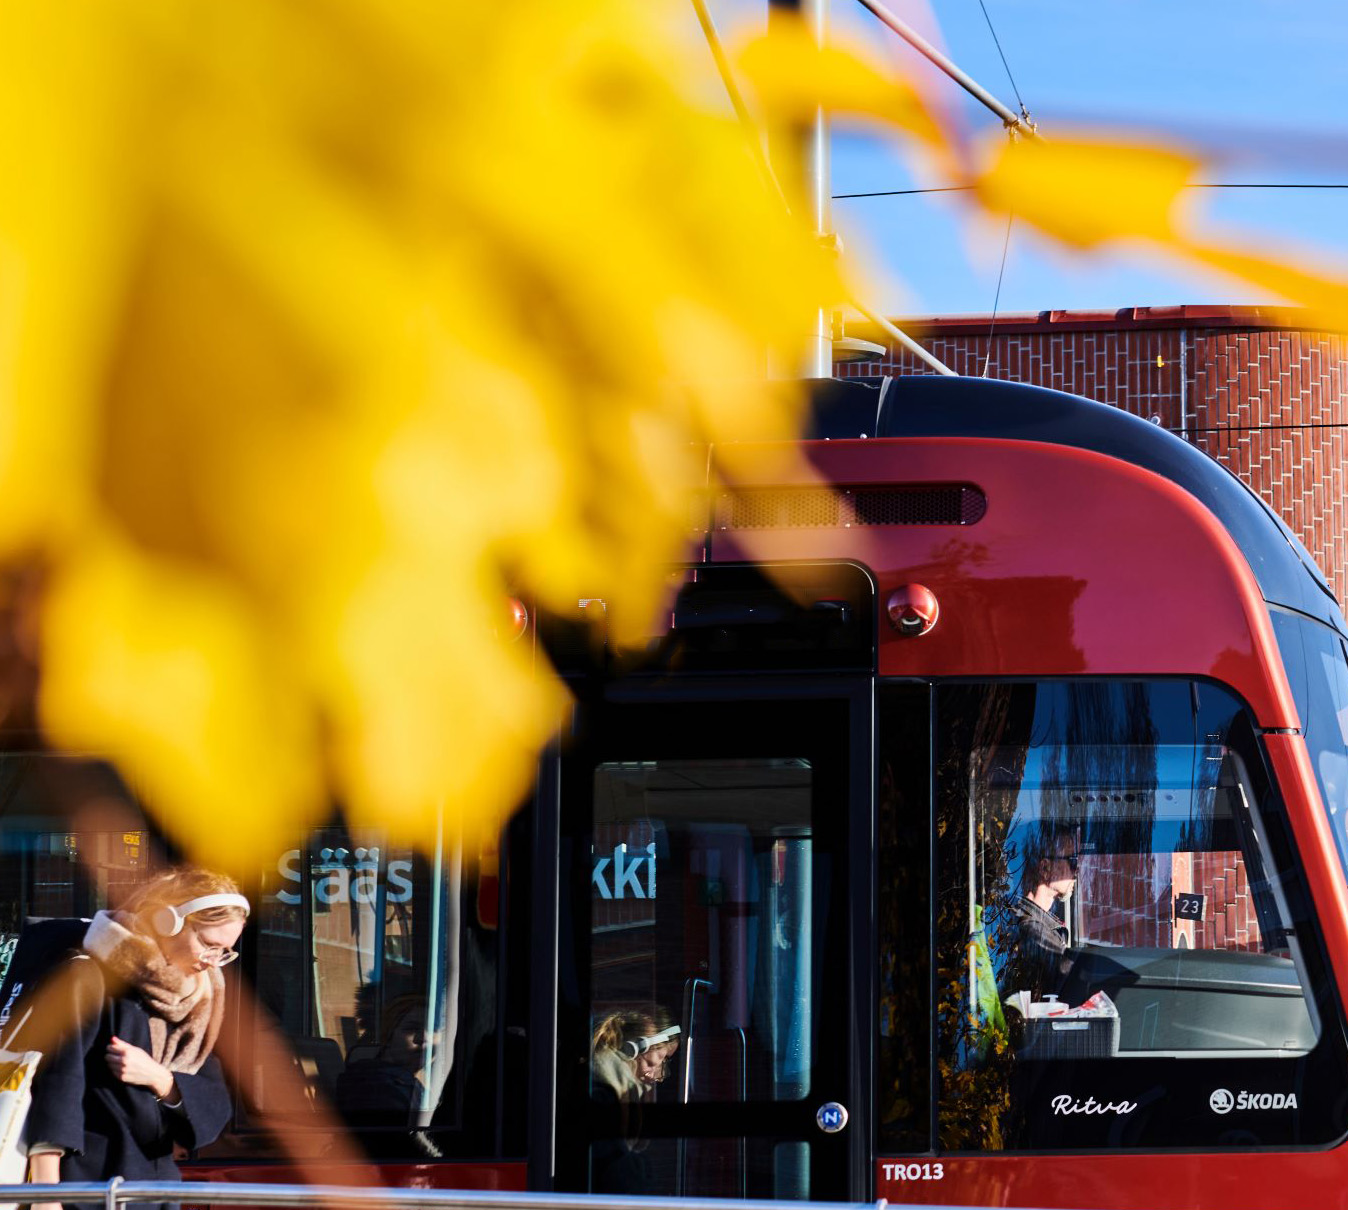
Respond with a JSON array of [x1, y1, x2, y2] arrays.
[[1186, 421, 1348, 435], [974, 0, 1028, 119], [981, 213, 1014, 377], [834, 185, 974, 199], [833, 183, 1348, 199]]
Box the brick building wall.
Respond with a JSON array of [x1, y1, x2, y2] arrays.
[[837, 306, 1348, 603], [1077, 850, 1261, 953]]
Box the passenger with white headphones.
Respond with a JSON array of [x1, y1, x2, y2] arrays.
[[589, 1005, 682, 1193], [591, 1007, 682, 1099], [25, 867, 250, 1210]]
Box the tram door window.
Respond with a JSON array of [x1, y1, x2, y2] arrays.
[[558, 696, 857, 1200], [588, 759, 815, 1195], [929, 680, 1348, 1151]]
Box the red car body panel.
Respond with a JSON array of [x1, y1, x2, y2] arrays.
[[180, 1160, 527, 1193], [710, 438, 1296, 729]]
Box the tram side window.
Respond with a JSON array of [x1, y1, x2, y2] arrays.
[[0, 756, 150, 985], [238, 827, 505, 1158], [934, 681, 1344, 1152], [1271, 611, 1348, 879]]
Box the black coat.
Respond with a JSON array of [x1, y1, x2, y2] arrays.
[[26, 954, 232, 1203], [1013, 894, 1073, 998], [334, 1059, 443, 1160]]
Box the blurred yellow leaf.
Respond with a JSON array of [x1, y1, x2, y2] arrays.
[[972, 134, 1199, 248], [40, 528, 324, 871], [1182, 245, 1348, 331], [0, 0, 846, 874], [738, 19, 950, 154], [971, 132, 1348, 330], [5, 0, 1346, 881]]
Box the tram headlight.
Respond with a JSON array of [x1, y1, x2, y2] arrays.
[[886, 584, 939, 637], [504, 596, 529, 641]]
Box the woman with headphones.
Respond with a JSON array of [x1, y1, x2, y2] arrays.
[[26, 867, 249, 1209], [591, 1008, 681, 1100], [588, 1006, 681, 1193]]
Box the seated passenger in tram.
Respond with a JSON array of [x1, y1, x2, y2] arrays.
[[588, 1006, 681, 1192], [1010, 826, 1080, 1001], [335, 992, 442, 1156], [591, 1006, 681, 1099]]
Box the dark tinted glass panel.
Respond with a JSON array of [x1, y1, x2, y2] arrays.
[[544, 563, 874, 676], [1271, 611, 1348, 879], [0, 755, 148, 984], [934, 681, 1348, 1151], [876, 684, 932, 1153]]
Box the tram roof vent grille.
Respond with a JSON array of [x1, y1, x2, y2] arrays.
[[711, 485, 986, 530]]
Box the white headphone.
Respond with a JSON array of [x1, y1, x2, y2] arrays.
[[620, 1025, 681, 1060], [151, 893, 252, 938]]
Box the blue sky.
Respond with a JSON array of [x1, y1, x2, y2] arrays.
[[703, 0, 1348, 318]]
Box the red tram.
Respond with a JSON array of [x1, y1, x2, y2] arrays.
[[4, 374, 1348, 1208]]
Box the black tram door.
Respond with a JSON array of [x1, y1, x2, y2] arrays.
[[551, 681, 870, 1201]]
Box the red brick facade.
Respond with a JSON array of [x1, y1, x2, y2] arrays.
[[1077, 851, 1260, 952], [837, 306, 1348, 605]]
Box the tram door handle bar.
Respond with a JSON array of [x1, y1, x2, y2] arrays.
[[676, 976, 714, 1198], [732, 1025, 747, 1197], [680, 976, 714, 1104]]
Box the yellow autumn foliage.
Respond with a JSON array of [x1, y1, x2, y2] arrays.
[[971, 135, 1201, 249], [971, 133, 1348, 329], [0, 0, 1344, 874], [0, 0, 852, 869]]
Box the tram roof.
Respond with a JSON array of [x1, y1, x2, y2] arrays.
[[806, 374, 1346, 634]]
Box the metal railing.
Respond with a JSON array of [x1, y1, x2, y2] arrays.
[[0, 1184, 897, 1210]]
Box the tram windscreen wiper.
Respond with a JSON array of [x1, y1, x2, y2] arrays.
[[673, 595, 852, 630]]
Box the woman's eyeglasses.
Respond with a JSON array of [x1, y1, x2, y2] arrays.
[[197, 946, 240, 967], [1054, 852, 1080, 871]]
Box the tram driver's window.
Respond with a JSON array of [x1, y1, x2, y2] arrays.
[[934, 681, 1334, 1152]]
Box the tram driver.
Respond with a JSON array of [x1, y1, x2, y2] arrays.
[[1011, 825, 1080, 1001]]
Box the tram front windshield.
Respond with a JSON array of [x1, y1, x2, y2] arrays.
[[880, 678, 1345, 1154]]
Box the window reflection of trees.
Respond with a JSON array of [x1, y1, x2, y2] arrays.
[[876, 688, 931, 1154], [1041, 686, 1160, 950], [935, 683, 1030, 1152], [1041, 684, 1159, 861]]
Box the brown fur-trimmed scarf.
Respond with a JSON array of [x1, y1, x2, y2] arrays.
[[82, 910, 224, 1074]]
